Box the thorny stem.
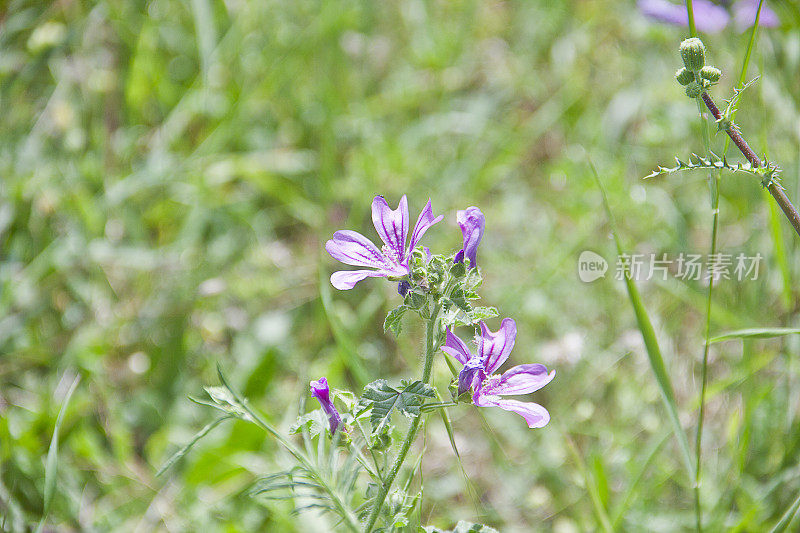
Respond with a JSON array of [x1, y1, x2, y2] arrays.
[[700, 92, 800, 238], [363, 304, 441, 532]]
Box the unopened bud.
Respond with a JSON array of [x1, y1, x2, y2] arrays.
[[675, 67, 695, 86], [680, 37, 706, 71], [700, 66, 721, 82], [685, 81, 703, 98]]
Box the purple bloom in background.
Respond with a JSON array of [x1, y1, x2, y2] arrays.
[[733, 0, 779, 32], [639, 0, 729, 33], [325, 195, 443, 290], [453, 206, 485, 269], [638, 0, 778, 33], [310, 377, 341, 434], [442, 318, 555, 428]]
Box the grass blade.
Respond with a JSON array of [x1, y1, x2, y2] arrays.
[[156, 415, 234, 477], [591, 164, 696, 481], [709, 328, 800, 344], [769, 491, 800, 533], [35, 374, 80, 533]]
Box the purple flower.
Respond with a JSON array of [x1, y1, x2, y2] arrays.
[[639, 0, 729, 33], [453, 206, 485, 269], [442, 318, 555, 428], [310, 377, 341, 434], [638, 0, 778, 33], [325, 195, 443, 290], [733, 0, 779, 31]]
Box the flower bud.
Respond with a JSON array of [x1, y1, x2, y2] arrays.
[[680, 37, 705, 71], [700, 66, 721, 83], [685, 81, 703, 98], [675, 67, 695, 86]]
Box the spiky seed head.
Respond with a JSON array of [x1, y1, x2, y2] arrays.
[[700, 66, 722, 82], [675, 67, 695, 85], [685, 81, 703, 98], [680, 37, 705, 71]]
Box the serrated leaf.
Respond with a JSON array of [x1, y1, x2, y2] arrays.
[[290, 409, 329, 439], [421, 521, 500, 533], [469, 306, 498, 323], [384, 305, 409, 336], [361, 380, 435, 434], [449, 290, 471, 314]]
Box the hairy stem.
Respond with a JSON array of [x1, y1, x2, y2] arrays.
[[700, 92, 800, 238], [363, 304, 441, 532], [693, 95, 719, 533]]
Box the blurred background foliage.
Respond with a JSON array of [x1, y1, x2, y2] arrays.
[[3, 0, 800, 530]]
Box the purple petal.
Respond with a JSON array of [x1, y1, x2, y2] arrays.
[[331, 269, 388, 290], [408, 199, 444, 256], [442, 327, 473, 365], [473, 393, 551, 429], [733, 0, 779, 32], [457, 206, 485, 268], [372, 195, 409, 260], [457, 358, 486, 396], [638, 0, 729, 33], [478, 318, 517, 375], [326, 230, 392, 270], [311, 377, 341, 434], [480, 364, 555, 396], [310, 377, 331, 402]]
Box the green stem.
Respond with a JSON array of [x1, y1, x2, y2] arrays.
[[693, 95, 719, 533], [363, 304, 440, 532], [686, 0, 697, 37]]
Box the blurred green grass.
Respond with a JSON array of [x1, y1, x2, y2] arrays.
[[3, 0, 800, 530]]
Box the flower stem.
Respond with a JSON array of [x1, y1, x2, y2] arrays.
[[363, 304, 440, 532], [693, 95, 719, 533], [700, 92, 800, 238]]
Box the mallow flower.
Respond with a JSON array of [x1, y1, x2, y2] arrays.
[[310, 377, 341, 435], [325, 195, 443, 290], [453, 206, 485, 269], [638, 0, 778, 34], [442, 318, 555, 428]]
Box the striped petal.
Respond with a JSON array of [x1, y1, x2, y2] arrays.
[[473, 393, 551, 429], [442, 327, 473, 365], [372, 195, 409, 261], [330, 269, 388, 290], [478, 318, 517, 375], [480, 364, 555, 396], [326, 230, 394, 271], [408, 199, 443, 256]]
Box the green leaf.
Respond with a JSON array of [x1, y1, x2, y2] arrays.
[[290, 409, 329, 439], [421, 521, 500, 533], [592, 164, 696, 482], [203, 385, 250, 419], [469, 306, 498, 323], [36, 374, 80, 533], [384, 305, 409, 336], [156, 415, 233, 477], [709, 327, 800, 344], [361, 380, 435, 434]]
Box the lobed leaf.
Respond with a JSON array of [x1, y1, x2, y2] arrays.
[[360, 380, 436, 434]]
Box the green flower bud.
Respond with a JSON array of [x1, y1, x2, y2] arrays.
[[685, 81, 703, 98], [680, 37, 705, 71], [675, 67, 695, 86], [700, 66, 721, 82]]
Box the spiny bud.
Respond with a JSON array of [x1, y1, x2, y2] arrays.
[[685, 81, 703, 98], [700, 66, 721, 83], [675, 67, 695, 86], [680, 37, 705, 71]]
